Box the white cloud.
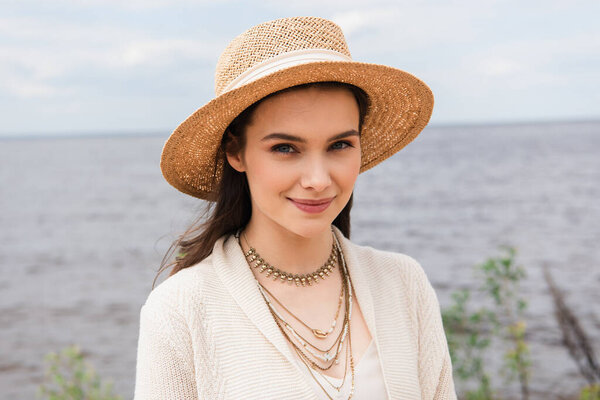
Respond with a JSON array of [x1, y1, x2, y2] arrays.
[[1, 79, 59, 98], [464, 31, 600, 87], [1, 0, 598, 133], [327, 3, 490, 55], [0, 16, 219, 99], [33, 0, 229, 10], [330, 9, 391, 36], [118, 39, 207, 67], [477, 57, 523, 77]]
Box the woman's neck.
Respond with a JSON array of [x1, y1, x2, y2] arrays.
[[241, 219, 334, 276]]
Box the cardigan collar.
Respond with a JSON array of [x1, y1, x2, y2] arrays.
[[211, 227, 392, 398]]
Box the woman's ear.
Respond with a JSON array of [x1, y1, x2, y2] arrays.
[[224, 128, 247, 172], [226, 149, 246, 172]]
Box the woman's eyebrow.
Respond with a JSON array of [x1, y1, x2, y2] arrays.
[[261, 133, 306, 143], [328, 130, 359, 141], [261, 130, 359, 143]]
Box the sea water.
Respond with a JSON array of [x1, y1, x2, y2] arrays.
[[1, 121, 598, 398]]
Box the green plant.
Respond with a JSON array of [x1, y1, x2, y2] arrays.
[[442, 289, 496, 399], [37, 344, 122, 400], [580, 384, 600, 400], [478, 246, 530, 399], [442, 246, 531, 400]]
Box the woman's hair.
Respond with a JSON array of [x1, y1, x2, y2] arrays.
[[153, 81, 369, 288]]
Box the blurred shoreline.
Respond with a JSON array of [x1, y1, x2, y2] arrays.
[[2, 118, 599, 141]]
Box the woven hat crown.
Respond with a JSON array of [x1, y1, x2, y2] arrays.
[[214, 17, 352, 96]]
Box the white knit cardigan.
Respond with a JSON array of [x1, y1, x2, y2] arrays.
[[134, 228, 457, 399]]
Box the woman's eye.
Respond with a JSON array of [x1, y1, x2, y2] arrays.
[[272, 144, 296, 153], [330, 141, 352, 150]]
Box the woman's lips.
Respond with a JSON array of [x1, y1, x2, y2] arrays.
[[288, 197, 335, 214]]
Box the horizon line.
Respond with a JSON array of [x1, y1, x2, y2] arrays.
[[1, 117, 599, 141]]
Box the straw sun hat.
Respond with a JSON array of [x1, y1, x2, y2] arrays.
[[160, 16, 434, 200]]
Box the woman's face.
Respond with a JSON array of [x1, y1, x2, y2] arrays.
[[227, 86, 362, 239]]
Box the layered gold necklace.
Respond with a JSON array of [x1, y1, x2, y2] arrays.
[[242, 231, 337, 287], [259, 280, 343, 340], [238, 229, 356, 399]]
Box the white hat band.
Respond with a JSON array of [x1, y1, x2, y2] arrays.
[[222, 48, 353, 93]]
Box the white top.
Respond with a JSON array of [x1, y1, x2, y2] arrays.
[[134, 230, 457, 399], [294, 339, 387, 399]]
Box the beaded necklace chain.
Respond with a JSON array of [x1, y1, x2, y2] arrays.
[[242, 231, 337, 286], [261, 246, 354, 397], [237, 228, 356, 399], [291, 234, 356, 398]]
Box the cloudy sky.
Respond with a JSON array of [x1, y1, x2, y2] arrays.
[[1, 0, 598, 136]]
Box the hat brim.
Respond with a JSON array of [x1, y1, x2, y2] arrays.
[[160, 61, 434, 200]]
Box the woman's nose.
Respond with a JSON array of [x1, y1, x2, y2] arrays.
[[299, 156, 332, 192]]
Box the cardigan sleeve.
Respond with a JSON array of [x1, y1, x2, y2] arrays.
[[134, 301, 198, 400], [412, 259, 457, 400]]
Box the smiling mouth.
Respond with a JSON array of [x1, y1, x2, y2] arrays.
[[288, 197, 335, 214]]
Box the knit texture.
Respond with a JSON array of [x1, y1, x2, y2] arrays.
[[134, 228, 457, 399]]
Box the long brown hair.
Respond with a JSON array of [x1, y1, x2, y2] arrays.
[[152, 81, 369, 289]]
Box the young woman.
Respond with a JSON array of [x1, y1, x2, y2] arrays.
[[135, 16, 456, 400]]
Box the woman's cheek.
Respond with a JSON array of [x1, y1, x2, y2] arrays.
[[339, 152, 361, 180], [252, 157, 295, 189]]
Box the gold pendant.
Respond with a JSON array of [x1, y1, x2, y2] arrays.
[[312, 328, 328, 338]]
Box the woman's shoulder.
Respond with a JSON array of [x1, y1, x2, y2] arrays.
[[345, 239, 429, 283], [141, 253, 218, 317], [349, 240, 420, 264], [346, 240, 442, 323]]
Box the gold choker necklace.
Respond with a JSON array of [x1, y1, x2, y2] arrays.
[[242, 231, 337, 286]]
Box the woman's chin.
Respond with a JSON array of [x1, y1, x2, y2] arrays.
[[282, 219, 337, 240]]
